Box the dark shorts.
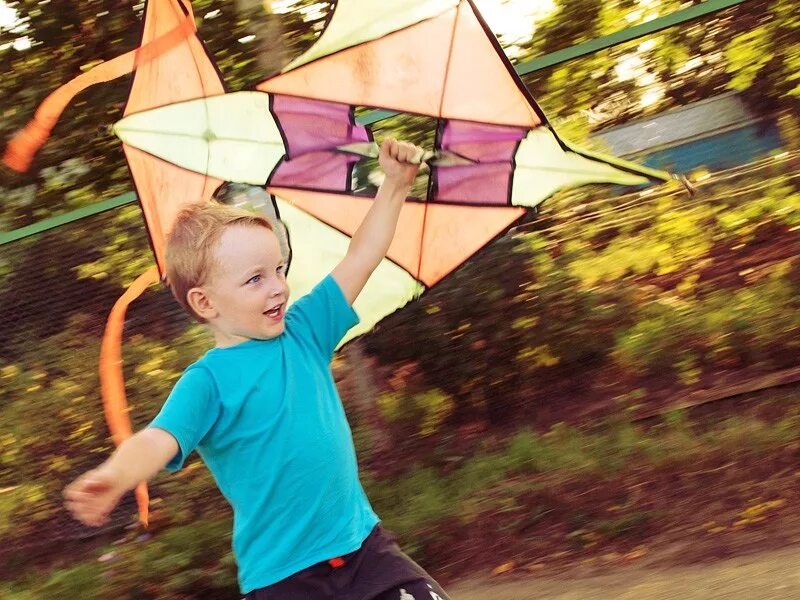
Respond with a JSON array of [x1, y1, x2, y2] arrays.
[[245, 525, 450, 600]]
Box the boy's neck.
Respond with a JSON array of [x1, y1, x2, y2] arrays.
[[210, 324, 253, 349]]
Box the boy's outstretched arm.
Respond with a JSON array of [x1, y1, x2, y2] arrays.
[[64, 427, 178, 527], [332, 138, 421, 304]]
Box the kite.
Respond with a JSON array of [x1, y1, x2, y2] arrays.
[[4, 0, 679, 525]]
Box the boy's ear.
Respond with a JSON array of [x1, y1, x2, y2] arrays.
[[187, 287, 217, 320]]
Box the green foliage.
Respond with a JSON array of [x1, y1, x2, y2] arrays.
[[97, 519, 237, 599], [377, 388, 455, 437], [523, 0, 798, 132], [9, 399, 800, 592], [614, 273, 800, 378], [39, 563, 102, 598], [594, 511, 656, 540], [726, 28, 774, 93], [368, 402, 800, 551]]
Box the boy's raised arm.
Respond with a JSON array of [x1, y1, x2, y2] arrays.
[[64, 427, 178, 527], [332, 138, 421, 305]]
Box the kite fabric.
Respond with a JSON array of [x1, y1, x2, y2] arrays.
[[4, 0, 679, 525]]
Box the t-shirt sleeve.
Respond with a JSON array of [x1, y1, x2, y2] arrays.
[[147, 366, 219, 472], [286, 274, 360, 358]]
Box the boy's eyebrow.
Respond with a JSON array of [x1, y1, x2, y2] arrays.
[[240, 259, 282, 276]]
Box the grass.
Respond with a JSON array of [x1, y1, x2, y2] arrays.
[[366, 390, 800, 551]]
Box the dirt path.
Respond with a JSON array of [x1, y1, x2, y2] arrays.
[[448, 545, 800, 599]]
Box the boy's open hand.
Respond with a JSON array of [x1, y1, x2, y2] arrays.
[[378, 138, 422, 187], [64, 466, 125, 527]]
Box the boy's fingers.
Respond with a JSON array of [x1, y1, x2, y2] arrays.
[[397, 142, 417, 163], [409, 145, 425, 165], [66, 501, 109, 527], [380, 138, 416, 161], [380, 137, 396, 156], [394, 142, 411, 162], [388, 141, 423, 163], [64, 470, 117, 527]]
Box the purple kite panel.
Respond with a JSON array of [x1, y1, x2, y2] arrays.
[[435, 120, 527, 204], [269, 151, 361, 191], [269, 94, 370, 192]]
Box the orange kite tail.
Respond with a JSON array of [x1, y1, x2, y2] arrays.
[[2, 12, 196, 172], [99, 266, 161, 527]]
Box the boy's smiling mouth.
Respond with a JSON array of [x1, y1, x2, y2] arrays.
[[264, 304, 284, 320]]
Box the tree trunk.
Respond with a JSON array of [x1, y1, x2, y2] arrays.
[[344, 340, 393, 456]]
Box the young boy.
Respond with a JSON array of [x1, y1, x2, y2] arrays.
[[64, 139, 450, 600]]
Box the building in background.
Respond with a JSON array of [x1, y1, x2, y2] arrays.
[[591, 92, 784, 174]]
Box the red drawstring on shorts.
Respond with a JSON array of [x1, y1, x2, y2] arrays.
[[328, 557, 345, 568]]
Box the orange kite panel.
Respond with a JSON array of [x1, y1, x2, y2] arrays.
[[126, 0, 226, 273], [270, 187, 426, 278], [441, 1, 539, 127], [258, 12, 453, 118], [125, 0, 225, 116], [415, 202, 525, 285], [271, 187, 524, 286], [259, 1, 538, 127], [126, 147, 223, 271]]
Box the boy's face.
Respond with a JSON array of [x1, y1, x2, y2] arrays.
[[198, 223, 290, 347]]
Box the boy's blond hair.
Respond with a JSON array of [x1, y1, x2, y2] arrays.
[[165, 201, 273, 322]]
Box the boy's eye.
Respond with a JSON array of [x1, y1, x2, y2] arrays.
[[277, 264, 287, 275], [247, 274, 261, 284]]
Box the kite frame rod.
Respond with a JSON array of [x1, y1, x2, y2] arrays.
[[0, 0, 753, 245], [0, 192, 136, 245]]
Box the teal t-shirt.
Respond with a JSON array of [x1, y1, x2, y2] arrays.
[[148, 275, 379, 593]]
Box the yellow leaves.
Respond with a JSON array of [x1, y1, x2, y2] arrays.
[[136, 356, 165, 377], [48, 455, 70, 474], [68, 421, 94, 441], [734, 499, 785, 527], [694, 500, 787, 534], [417, 389, 455, 437], [675, 274, 700, 297], [512, 316, 540, 330], [0, 433, 19, 463], [725, 29, 774, 91], [376, 389, 454, 437], [624, 546, 647, 561], [1, 364, 20, 379], [376, 392, 402, 423], [79, 59, 105, 72], [517, 345, 560, 368], [491, 561, 515, 576]]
